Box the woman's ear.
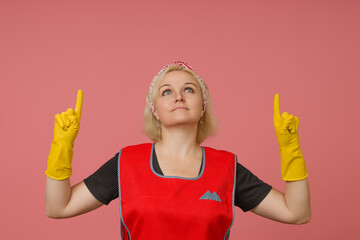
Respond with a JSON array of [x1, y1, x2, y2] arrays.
[[201, 106, 205, 117], [153, 108, 160, 120]]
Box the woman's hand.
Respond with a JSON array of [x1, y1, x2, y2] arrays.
[[273, 93, 308, 181], [273, 93, 300, 148], [53, 89, 83, 146], [46, 89, 83, 180]]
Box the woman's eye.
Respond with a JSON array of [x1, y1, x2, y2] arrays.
[[162, 89, 171, 96], [185, 88, 194, 93]]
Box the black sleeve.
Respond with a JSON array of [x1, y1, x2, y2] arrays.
[[235, 161, 272, 212], [83, 153, 119, 205]]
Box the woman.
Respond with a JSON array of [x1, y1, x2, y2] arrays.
[[45, 61, 311, 239]]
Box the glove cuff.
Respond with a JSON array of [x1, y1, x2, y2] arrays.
[[45, 141, 74, 180], [280, 144, 308, 181]]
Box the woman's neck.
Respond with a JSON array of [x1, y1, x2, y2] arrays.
[[156, 124, 201, 161]]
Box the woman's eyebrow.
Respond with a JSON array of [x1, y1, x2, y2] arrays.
[[185, 82, 198, 88], [159, 84, 171, 92], [158, 82, 198, 93]]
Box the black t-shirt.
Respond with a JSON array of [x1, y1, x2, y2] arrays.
[[84, 148, 272, 212]]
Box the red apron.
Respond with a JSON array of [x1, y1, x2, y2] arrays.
[[117, 143, 236, 239]]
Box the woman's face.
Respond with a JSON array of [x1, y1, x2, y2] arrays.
[[154, 70, 204, 128]]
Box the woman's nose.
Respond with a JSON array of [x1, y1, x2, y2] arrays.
[[175, 91, 185, 102]]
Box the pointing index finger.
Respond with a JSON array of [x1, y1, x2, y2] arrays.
[[75, 89, 83, 120], [273, 93, 281, 119]]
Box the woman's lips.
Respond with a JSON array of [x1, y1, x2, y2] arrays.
[[172, 107, 188, 111]]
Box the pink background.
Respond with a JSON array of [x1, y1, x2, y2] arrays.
[[1, 0, 359, 239]]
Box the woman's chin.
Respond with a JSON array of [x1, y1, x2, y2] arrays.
[[162, 119, 199, 128]]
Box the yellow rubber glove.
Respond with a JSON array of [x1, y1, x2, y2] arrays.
[[46, 89, 83, 180], [273, 93, 308, 181]]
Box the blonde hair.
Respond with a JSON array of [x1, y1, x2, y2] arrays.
[[143, 63, 217, 144]]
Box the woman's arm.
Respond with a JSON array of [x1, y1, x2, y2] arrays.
[[250, 94, 311, 224], [45, 89, 103, 218], [45, 177, 104, 219], [250, 178, 311, 224]]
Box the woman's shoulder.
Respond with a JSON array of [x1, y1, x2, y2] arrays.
[[202, 144, 234, 153], [202, 145, 236, 158]]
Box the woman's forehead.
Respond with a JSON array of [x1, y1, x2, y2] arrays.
[[160, 70, 198, 85]]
